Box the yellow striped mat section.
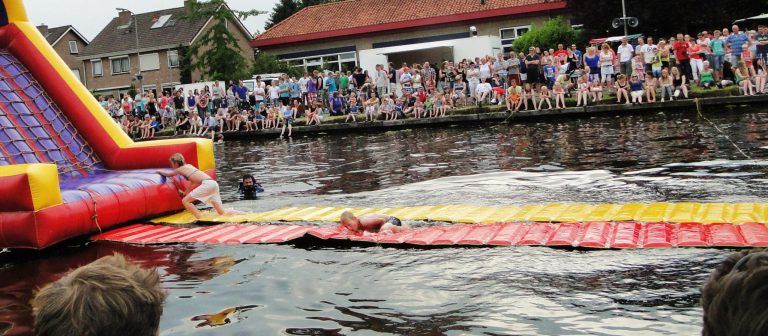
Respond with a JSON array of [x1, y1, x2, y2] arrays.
[[150, 203, 768, 225]]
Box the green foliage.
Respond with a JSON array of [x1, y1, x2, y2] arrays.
[[178, 45, 193, 83], [264, 0, 338, 30], [250, 52, 303, 78], [180, 0, 266, 82], [512, 17, 581, 53], [568, 0, 768, 39]]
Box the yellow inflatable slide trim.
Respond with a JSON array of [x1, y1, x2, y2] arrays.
[[151, 202, 768, 225]]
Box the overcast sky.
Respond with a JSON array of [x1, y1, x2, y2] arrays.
[[26, 0, 280, 40]]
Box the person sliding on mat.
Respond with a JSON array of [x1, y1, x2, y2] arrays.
[[339, 211, 409, 235], [158, 153, 243, 220]]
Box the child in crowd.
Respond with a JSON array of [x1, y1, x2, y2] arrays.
[[629, 75, 644, 105], [280, 102, 295, 137], [537, 85, 552, 110], [413, 98, 425, 118], [345, 93, 359, 123], [434, 93, 447, 117], [506, 81, 522, 112], [659, 69, 675, 102], [553, 82, 566, 109], [645, 71, 658, 103], [754, 58, 766, 94], [615, 74, 630, 104], [575, 77, 589, 106], [364, 94, 379, 121], [452, 75, 467, 106], [632, 55, 645, 81], [522, 83, 537, 110], [543, 59, 557, 89], [174, 112, 189, 135]]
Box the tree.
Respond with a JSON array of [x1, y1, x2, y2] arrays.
[[568, 0, 768, 39], [250, 52, 303, 78], [264, 0, 337, 30], [512, 17, 582, 52], [180, 0, 266, 82]]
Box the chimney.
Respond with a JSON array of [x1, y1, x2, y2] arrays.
[[37, 24, 49, 36], [118, 10, 132, 26], [184, 0, 196, 14]]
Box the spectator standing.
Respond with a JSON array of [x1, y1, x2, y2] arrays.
[[617, 37, 635, 76], [756, 25, 768, 67], [376, 64, 389, 98], [507, 51, 521, 86], [726, 25, 749, 63], [525, 48, 541, 87], [211, 80, 223, 110], [710, 31, 727, 81], [673, 34, 692, 82], [299, 73, 309, 106]]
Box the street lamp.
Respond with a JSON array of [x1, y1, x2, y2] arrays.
[[116, 8, 143, 92]]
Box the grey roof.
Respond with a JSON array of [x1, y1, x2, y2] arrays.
[[42, 25, 71, 45], [80, 7, 209, 58]]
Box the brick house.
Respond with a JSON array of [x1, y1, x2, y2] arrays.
[[37, 25, 89, 83], [78, 0, 252, 97], [251, 0, 568, 75]]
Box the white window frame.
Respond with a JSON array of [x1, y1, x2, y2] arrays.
[[281, 51, 358, 72], [109, 56, 131, 75], [68, 41, 78, 54], [167, 50, 180, 68], [91, 59, 103, 77], [499, 25, 531, 46]]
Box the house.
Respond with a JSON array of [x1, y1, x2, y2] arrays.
[[78, 0, 252, 97], [250, 0, 569, 75], [37, 24, 89, 83]]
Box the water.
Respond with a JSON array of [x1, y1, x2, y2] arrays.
[[3, 108, 768, 335]]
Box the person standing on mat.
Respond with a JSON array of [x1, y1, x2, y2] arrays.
[[157, 153, 242, 220], [338, 211, 409, 235]]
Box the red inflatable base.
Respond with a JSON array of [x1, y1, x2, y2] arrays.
[[92, 221, 768, 249]]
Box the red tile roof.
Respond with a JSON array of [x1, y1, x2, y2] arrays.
[[251, 0, 567, 48]]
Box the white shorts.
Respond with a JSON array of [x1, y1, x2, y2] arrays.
[[631, 91, 644, 99], [189, 179, 222, 205]]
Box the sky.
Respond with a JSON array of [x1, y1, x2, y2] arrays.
[[26, 0, 281, 41]]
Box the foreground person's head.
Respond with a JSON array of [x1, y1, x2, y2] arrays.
[[701, 248, 768, 336], [33, 253, 167, 336]]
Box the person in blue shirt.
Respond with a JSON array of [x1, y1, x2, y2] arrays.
[[236, 80, 248, 109], [726, 24, 750, 62], [325, 73, 337, 97], [330, 92, 345, 116], [543, 60, 557, 89]]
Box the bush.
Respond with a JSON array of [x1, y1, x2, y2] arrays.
[[512, 17, 581, 53]]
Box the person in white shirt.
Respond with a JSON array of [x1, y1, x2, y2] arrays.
[[298, 73, 309, 106], [475, 78, 492, 106], [375, 64, 389, 98], [268, 81, 280, 107], [617, 37, 635, 76], [641, 36, 657, 73]]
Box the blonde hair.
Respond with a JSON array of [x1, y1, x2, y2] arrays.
[[340, 211, 357, 227], [169, 153, 185, 167], [33, 253, 166, 336]]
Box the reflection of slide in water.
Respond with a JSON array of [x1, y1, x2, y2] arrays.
[[0, 0, 214, 249]]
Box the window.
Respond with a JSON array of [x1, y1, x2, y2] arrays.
[[168, 50, 179, 68], [139, 53, 160, 71], [281, 51, 358, 73], [68, 41, 78, 54], [91, 60, 103, 77], [499, 26, 531, 46], [71, 69, 81, 82], [110, 56, 130, 75], [151, 14, 172, 29]]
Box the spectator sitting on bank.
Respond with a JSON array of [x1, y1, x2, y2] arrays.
[[32, 253, 167, 336], [701, 248, 768, 336]]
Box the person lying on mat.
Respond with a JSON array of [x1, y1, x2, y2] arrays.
[[339, 211, 409, 235], [157, 153, 243, 220]]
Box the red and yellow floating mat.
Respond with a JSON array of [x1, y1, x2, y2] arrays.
[[92, 221, 768, 249]]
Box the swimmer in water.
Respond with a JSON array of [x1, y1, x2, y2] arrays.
[[157, 153, 243, 220], [339, 211, 409, 235], [238, 174, 263, 200]]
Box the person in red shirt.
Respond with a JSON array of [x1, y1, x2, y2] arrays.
[[673, 33, 693, 83], [553, 43, 569, 61]]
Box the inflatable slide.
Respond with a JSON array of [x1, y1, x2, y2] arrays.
[[0, 0, 214, 249]]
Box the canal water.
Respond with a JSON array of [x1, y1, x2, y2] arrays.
[[3, 108, 768, 335]]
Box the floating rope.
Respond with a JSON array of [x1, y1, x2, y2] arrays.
[[694, 97, 753, 160]]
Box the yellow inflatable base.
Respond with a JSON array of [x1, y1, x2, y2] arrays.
[[151, 202, 768, 225]]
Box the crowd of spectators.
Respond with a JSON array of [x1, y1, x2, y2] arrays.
[[99, 24, 767, 139]]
